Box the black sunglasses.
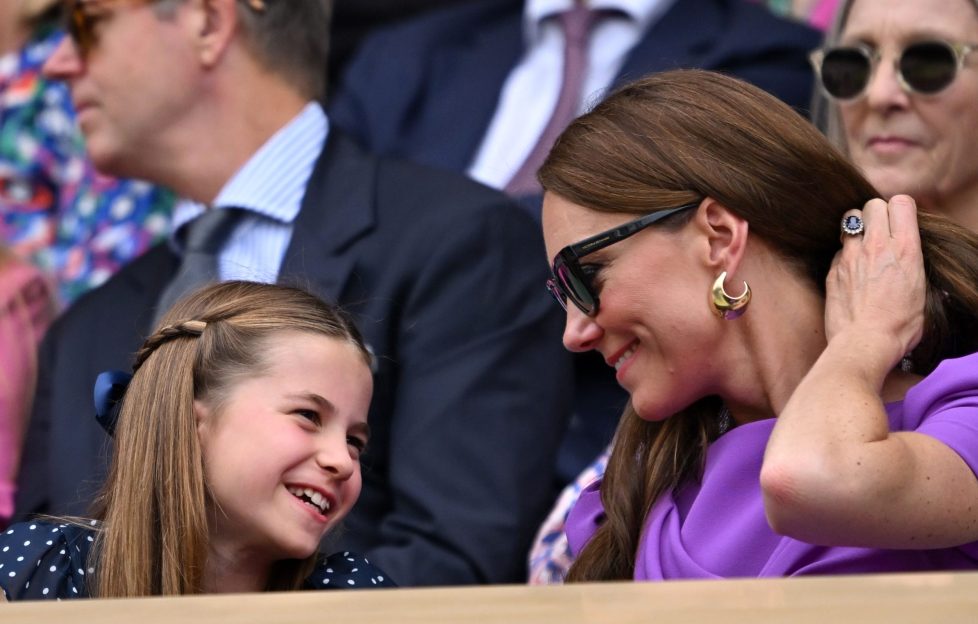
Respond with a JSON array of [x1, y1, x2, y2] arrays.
[[547, 203, 698, 316], [65, 0, 268, 59], [811, 40, 977, 101]]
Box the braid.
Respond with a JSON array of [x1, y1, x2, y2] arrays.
[[133, 320, 208, 372]]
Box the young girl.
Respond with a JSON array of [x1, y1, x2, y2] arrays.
[[0, 281, 394, 599]]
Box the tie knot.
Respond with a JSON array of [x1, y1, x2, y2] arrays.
[[181, 208, 241, 255], [557, 4, 600, 44]]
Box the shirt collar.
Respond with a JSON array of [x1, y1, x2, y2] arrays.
[[522, 0, 676, 43], [171, 101, 328, 237]]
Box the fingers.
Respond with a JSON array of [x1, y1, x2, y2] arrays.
[[886, 194, 922, 251]]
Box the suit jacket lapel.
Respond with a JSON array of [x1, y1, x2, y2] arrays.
[[412, 0, 524, 171], [281, 131, 376, 303], [616, 0, 720, 85]]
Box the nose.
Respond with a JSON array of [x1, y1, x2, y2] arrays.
[[316, 434, 356, 481], [562, 304, 603, 352], [42, 37, 84, 81], [863, 51, 910, 112]]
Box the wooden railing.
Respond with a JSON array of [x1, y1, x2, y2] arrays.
[[3, 571, 978, 623]]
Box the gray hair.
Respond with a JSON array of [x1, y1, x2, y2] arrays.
[[812, 0, 978, 151]]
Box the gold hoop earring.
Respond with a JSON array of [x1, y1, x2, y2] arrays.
[[711, 271, 750, 320]]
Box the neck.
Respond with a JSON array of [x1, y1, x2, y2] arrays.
[[924, 190, 978, 236], [133, 49, 311, 204], [203, 538, 272, 594], [716, 259, 828, 426]]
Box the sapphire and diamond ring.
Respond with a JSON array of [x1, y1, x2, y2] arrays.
[[841, 214, 865, 236]]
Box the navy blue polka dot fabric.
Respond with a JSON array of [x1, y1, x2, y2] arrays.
[[0, 521, 394, 600]]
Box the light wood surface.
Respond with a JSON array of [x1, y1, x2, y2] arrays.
[[3, 572, 978, 623]]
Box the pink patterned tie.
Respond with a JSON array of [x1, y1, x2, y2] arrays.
[[506, 3, 602, 197]]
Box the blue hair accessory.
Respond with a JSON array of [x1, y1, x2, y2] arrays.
[[94, 370, 133, 437]]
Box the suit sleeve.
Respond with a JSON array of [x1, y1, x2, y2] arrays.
[[364, 194, 573, 585]]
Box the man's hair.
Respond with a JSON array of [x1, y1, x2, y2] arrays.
[[235, 0, 332, 101], [155, 0, 331, 101]]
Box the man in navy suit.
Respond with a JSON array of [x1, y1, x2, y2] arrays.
[[329, 0, 822, 485], [16, 0, 571, 586]]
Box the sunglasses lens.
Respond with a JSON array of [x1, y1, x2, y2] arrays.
[[820, 47, 871, 99], [555, 263, 596, 315], [901, 42, 958, 93]]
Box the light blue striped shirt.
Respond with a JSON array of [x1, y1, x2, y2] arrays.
[[170, 103, 328, 283]]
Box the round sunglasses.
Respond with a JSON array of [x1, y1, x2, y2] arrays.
[[810, 40, 977, 101], [546, 203, 697, 316]]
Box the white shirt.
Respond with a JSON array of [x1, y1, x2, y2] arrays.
[[467, 0, 676, 190], [170, 102, 328, 283]]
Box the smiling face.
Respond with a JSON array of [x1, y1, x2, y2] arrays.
[[542, 193, 725, 422], [195, 331, 373, 565], [838, 0, 978, 218]]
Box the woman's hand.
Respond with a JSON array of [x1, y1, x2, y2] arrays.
[[824, 195, 926, 382]]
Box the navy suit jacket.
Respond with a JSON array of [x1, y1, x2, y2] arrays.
[[329, 0, 822, 483], [14, 133, 573, 586], [329, 0, 822, 174]]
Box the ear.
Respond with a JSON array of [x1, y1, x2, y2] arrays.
[[690, 197, 750, 277], [193, 398, 212, 438], [190, 0, 239, 68]]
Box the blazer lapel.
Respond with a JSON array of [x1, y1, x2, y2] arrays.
[[410, 0, 524, 171], [616, 0, 721, 85], [281, 131, 376, 303]]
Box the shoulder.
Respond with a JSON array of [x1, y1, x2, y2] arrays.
[[347, 0, 520, 54], [0, 521, 96, 600], [902, 351, 978, 471], [304, 551, 396, 590], [904, 351, 978, 417]]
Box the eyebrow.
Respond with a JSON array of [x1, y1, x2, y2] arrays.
[[287, 392, 370, 438]]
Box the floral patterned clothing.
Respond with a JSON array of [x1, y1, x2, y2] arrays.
[[0, 29, 175, 306]]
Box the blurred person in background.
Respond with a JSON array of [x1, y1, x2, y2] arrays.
[[0, 246, 54, 529], [0, 0, 175, 306], [812, 0, 978, 233]]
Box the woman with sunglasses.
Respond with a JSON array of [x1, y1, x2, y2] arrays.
[[812, 0, 978, 234], [541, 69, 978, 581]]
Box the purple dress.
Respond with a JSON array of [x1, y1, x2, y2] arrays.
[[566, 351, 978, 579]]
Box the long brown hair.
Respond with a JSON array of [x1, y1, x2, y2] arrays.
[[89, 280, 371, 598], [539, 69, 978, 582]]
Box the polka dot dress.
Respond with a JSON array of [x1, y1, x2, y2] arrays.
[[0, 521, 395, 601]]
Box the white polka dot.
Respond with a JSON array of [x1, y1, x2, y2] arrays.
[[16, 557, 23, 562], [46, 541, 53, 546], [343, 551, 349, 557], [89, 520, 97, 526], [72, 587, 78, 594], [25, 582, 29, 589], [326, 568, 333, 573], [29, 525, 36, 530], [2, 546, 8, 552], [42, 588, 49, 595], [87, 536, 94, 542], [59, 550, 65, 555], [78, 568, 85, 576], [8, 572, 15, 577], [371, 579, 377, 585], [51, 528, 58, 533], [50, 566, 56, 572], [347, 579, 355, 586], [378, 575, 384, 582], [346, 557, 355, 562], [23, 541, 30, 546], [322, 578, 330, 585], [5, 529, 13, 535], [351, 568, 358, 573]]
